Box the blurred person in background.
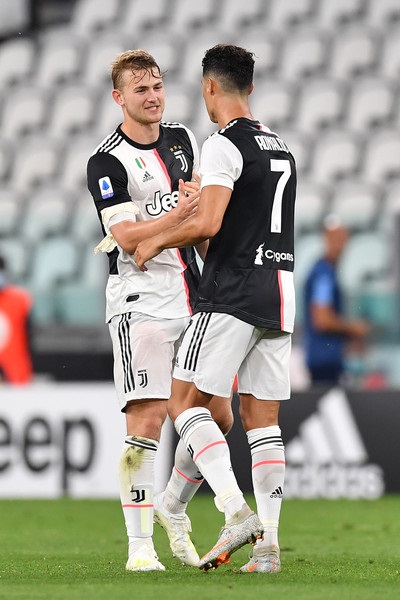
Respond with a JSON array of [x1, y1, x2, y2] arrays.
[[0, 255, 33, 385], [87, 49, 232, 572], [303, 215, 371, 386]]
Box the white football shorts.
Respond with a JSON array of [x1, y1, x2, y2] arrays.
[[109, 312, 189, 410], [174, 312, 291, 400]]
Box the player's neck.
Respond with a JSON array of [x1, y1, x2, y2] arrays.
[[216, 98, 254, 129], [120, 120, 160, 145]]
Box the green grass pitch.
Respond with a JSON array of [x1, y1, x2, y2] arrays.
[[0, 495, 399, 600]]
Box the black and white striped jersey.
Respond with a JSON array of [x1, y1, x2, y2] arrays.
[[87, 122, 200, 322], [197, 118, 297, 332]]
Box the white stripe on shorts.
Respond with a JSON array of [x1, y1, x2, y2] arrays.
[[184, 312, 212, 371], [117, 313, 135, 394]]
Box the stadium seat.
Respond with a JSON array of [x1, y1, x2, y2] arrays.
[[250, 78, 298, 130], [367, 0, 400, 27], [70, 0, 123, 34], [47, 85, 96, 138], [170, 0, 221, 30], [56, 242, 107, 325], [329, 179, 381, 230], [311, 129, 362, 184], [294, 179, 329, 234], [383, 181, 400, 216], [56, 281, 106, 325], [266, 0, 317, 30], [136, 31, 185, 80], [0, 198, 21, 237], [328, 26, 380, 80], [0, 0, 30, 38], [296, 78, 346, 132], [162, 82, 197, 125], [82, 30, 127, 87], [345, 77, 396, 133], [276, 128, 312, 175], [1, 87, 48, 140], [0, 37, 36, 88], [379, 26, 400, 79], [316, 0, 368, 30], [36, 29, 85, 88], [0, 237, 31, 283], [0, 140, 12, 181], [361, 129, 400, 185], [60, 134, 102, 190], [339, 232, 388, 294], [10, 134, 62, 192], [119, 0, 170, 34], [28, 235, 78, 291], [217, 0, 267, 31], [190, 103, 218, 145], [380, 181, 400, 233], [19, 187, 71, 243], [236, 27, 282, 78], [178, 28, 234, 86], [69, 195, 102, 245], [93, 92, 122, 137], [279, 28, 330, 81]]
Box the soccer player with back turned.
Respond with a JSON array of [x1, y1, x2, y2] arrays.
[[134, 44, 297, 573]]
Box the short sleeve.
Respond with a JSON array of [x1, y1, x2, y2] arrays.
[[200, 134, 243, 190], [310, 272, 334, 305], [87, 152, 131, 211]]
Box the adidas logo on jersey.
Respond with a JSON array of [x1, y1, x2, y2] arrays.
[[270, 486, 283, 498], [142, 171, 154, 183]]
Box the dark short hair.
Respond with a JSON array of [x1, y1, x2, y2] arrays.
[[202, 44, 255, 93], [0, 255, 5, 270]]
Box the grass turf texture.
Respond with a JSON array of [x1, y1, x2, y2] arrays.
[[0, 495, 399, 600]]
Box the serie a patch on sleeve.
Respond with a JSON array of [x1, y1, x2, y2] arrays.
[[98, 176, 114, 199]]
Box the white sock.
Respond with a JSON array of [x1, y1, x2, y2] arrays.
[[119, 435, 158, 556], [162, 439, 204, 514], [175, 407, 245, 520], [247, 426, 285, 548]]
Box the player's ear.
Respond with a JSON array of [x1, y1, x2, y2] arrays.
[[112, 88, 124, 106], [207, 77, 216, 95], [249, 82, 254, 96]]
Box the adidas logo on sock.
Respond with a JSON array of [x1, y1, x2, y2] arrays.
[[142, 171, 154, 182], [270, 486, 283, 498]]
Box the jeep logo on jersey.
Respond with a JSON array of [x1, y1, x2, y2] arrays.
[[254, 244, 294, 265], [171, 146, 188, 172], [146, 190, 179, 216]]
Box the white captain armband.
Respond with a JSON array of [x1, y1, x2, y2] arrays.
[[94, 202, 139, 254]]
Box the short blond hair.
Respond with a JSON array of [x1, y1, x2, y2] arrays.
[[111, 49, 162, 89]]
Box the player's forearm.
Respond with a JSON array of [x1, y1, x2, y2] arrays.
[[110, 209, 188, 254], [152, 217, 209, 253]]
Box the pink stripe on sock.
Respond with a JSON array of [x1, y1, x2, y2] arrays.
[[122, 503, 154, 508], [194, 440, 227, 462], [252, 460, 286, 470], [175, 466, 204, 484]]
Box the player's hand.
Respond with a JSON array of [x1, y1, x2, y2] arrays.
[[174, 178, 199, 222], [133, 238, 161, 272], [183, 171, 201, 196]]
